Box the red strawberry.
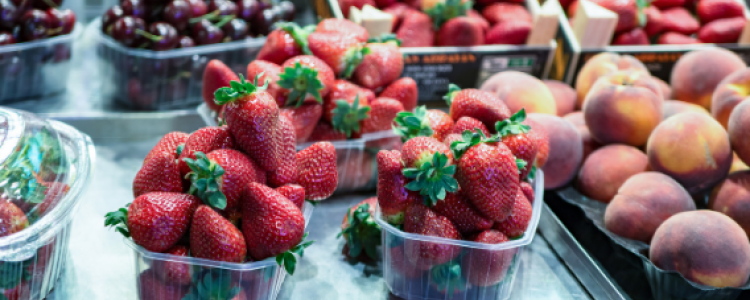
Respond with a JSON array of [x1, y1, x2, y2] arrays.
[[651, 0, 685, 9], [362, 98, 404, 134], [698, 17, 746, 43], [106, 192, 200, 252], [242, 182, 310, 274], [316, 18, 369, 43], [402, 136, 453, 168], [308, 32, 369, 78], [442, 133, 463, 147], [661, 7, 700, 35], [697, 0, 744, 24], [396, 11, 435, 47], [268, 115, 297, 187], [276, 184, 305, 209], [446, 84, 511, 132], [481, 3, 532, 25], [35, 182, 70, 216], [403, 203, 461, 268], [451, 116, 490, 136], [215, 74, 280, 172], [379, 77, 418, 111], [154, 245, 191, 286], [185, 149, 264, 212], [354, 43, 404, 90], [467, 9, 490, 32], [307, 122, 347, 142], [658, 31, 701, 44], [338, 0, 376, 18], [0, 200, 28, 238], [452, 132, 521, 221], [644, 7, 665, 38], [246, 60, 286, 107], [190, 205, 247, 262], [377, 150, 416, 224], [485, 20, 531, 45], [177, 126, 235, 177], [340, 197, 381, 260], [280, 104, 323, 143], [589, 0, 639, 33], [338, 151, 375, 191], [138, 269, 188, 300], [202, 60, 238, 112], [143, 131, 188, 165], [375, 0, 397, 8], [2, 281, 30, 300], [523, 119, 550, 167], [133, 151, 183, 198], [461, 230, 512, 286], [567, 0, 579, 17], [401, 137, 460, 205], [279, 55, 336, 106], [494, 189, 532, 238], [437, 17, 485, 46], [520, 181, 534, 204], [383, 2, 417, 30], [612, 27, 649, 45], [389, 245, 430, 279], [256, 23, 314, 65], [497, 109, 539, 179], [427, 109, 454, 141], [324, 79, 372, 124], [296, 142, 338, 200], [432, 192, 493, 234]]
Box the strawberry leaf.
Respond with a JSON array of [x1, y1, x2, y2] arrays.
[[104, 204, 131, 238], [339, 203, 381, 260], [331, 95, 370, 138], [402, 152, 459, 206], [430, 261, 467, 295], [277, 62, 324, 107], [451, 129, 487, 159], [275, 233, 314, 275], [276, 21, 314, 55], [515, 158, 527, 174], [425, 0, 473, 30], [185, 269, 241, 300], [184, 152, 228, 210], [214, 73, 268, 105], [495, 109, 531, 138], [442, 83, 462, 106], [367, 33, 402, 46], [393, 106, 434, 142], [342, 46, 371, 79], [526, 164, 537, 181]]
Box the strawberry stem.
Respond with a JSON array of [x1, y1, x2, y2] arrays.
[[393, 106, 434, 142], [338, 203, 381, 260], [403, 152, 459, 206], [277, 62, 324, 107], [331, 95, 370, 138], [275, 232, 314, 275], [104, 204, 131, 238], [341, 46, 370, 79], [276, 22, 315, 55], [183, 152, 228, 210], [495, 109, 531, 137], [214, 73, 269, 105], [443, 83, 462, 106]]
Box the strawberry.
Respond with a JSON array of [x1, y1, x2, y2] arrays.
[[442, 133, 463, 147], [467, 9, 490, 32], [34, 182, 70, 218], [428, 109, 454, 141], [182, 270, 247, 300], [461, 230, 512, 286], [452, 130, 522, 221], [520, 181, 534, 204], [329, 95, 370, 138], [445, 84, 511, 132], [177, 126, 235, 178], [280, 104, 323, 143], [153, 245, 191, 286], [377, 150, 417, 224], [246, 60, 286, 107], [396, 10, 435, 47], [651, 0, 685, 9], [256, 22, 314, 65], [432, 192, 493, 234], [0, 200, 28, 238], [242, 183, 312, 274], [401, 137, 459, 205], [276, 184, 305, 209], [612, 27, 649, 45], [658, 31, 701, 44], [296, 142, 338, 200], [567, 0, 579, 18], [338, 0, 376, 18], [362, 98, 404, 134], [425, 0, 472, 29], [494, 189, 532, 238], [308, 32, 370, 79], [436, 16, 485, 46], [133, 151, 183, 198], [339, 197, 381, 260], [278, 55, 336, 107], [106, 192, 200, 252], [403, 203, 461, 267], [202, 60, 238, 112], [698, 17, 746, 43], [375, 0, 397, 8], [379, 77, 418, 111], [143, 131, 188, 165], [393, 106, 438, 142], [184, 150, 263, 212], [338, 151, 375, 190], [384, 2, 417, 30], [389, 245, 430, 279], [307, 122, 347, 142], [138, 269, 188, 300], [268, 115, 298, 187], [643, 6, 665, 37], [214, 74, 280, 172], [697, 0, 744, 24], [451, 116, 490, 136], [481, 3, 532, 25], [324, 79, 372, 124], [353, 43, 404, 90], [661, 7, 700, 35], [523, 119, 550, 167], [2, 281, 30, 300], [190, 205, 247, 262], [485, 20, 531, 45], [589, 0, 640, 33], [316, 18, 369, 43], [496, 109, 539, 180]]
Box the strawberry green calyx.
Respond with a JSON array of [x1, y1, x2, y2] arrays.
[[403, 152, 459, 206], [332, 95, 370, 138], [636, 0, 648, 27], [425, 0, 473, 29], [104, 204, 131, 238], [183, 270, 241, 300], [214, 73, 268, 105], [442, 83, 462, 106], [342, 46, 371, 79], [495, 109, 531, 137], [431, 262, 467, 295], [451, 129, 499, 159], [176, 144, 184, 157], [515, 158, 527, 174], [183, 152, 228, 210], [277, 62, 324, 107], [367, 33, 402, 46], [276, 21, 314, 55], [338, 203, 381, 260], [276, 232, 314, 275], [393, 106, 434, 142], [527, 165, 537, 181]]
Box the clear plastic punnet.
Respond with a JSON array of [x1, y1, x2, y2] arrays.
[[377, 170, 544, 300], [0, 108, 95, 300]]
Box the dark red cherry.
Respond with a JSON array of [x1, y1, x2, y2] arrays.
[[0, 31, 14, 45], [121, 0, 146, 19], [46, 8, 75, 36], [221, 18, 247, 41], [102, 5, 124, 34], [163, 0, 190, 31], [236, 0, 259, 22], [111, 16, 146, 47], [20, 9, 50, 41], [177, 35, 194, 48], [148, 21, 179, 50], [191, 18, 223, 45]]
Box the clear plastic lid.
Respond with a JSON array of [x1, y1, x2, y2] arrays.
[[0, 108, 95, 261]]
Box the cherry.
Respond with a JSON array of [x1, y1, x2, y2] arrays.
[[32, 0, 62, 10], [164, 0, 190, 31], [221, 18, 247, 41], [147, 22, 178, 50], [187, 0, 207, 18], [191, 18, 223, 45], [236, 0, 259, 22], [177, 35, 193, 48], [111, 16, 146, 47], [276, 1, 294, 21], [0, 31, 14, 45], [121, 0, 146, 19], [102, 5, 124, 34], [250, 8, 276, 36], [0, 0, 20, 29], [46, 8, 75, 36], [208, 0, 237, 17], [20, 9, 50, 41]]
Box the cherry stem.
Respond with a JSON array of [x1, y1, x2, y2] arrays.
[[47, 27, 63, 36], [213, 15, 235, 29], [189, 10, 221, 24], [135, 28, 164, 42]]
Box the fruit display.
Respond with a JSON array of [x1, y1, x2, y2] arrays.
[[0, 108, 95, 300], [0, 0, 76, 45]]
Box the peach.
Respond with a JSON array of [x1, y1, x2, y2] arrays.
[[575, 52, 649, 109], [650, 210, 750, 288], [564, 111, 601, 162], [543, 79, 577, 116], [662, 99, 709, 121], [731, 152, 750, 174], [709, 171, 750, 238], [711, 68, 750, 129], [583, 70, 663, 146], [480, 71, 557, 115], [577, 145, 648, 203], [728, 100, 750, 165], [671, 48, 747, 109], [653, 77, 672, 100], [647, 112, 732, 194], [527, 113, 583, 189], [604, 172, 695, 243]]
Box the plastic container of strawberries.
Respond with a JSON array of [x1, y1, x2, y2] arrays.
[[0, 108, 95, 300], [376, 169, 544, 300], [0, 25, 82, 103], [125, 202, 314, 300], [92, 18, 266, 110]]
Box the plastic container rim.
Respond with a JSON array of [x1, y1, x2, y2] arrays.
[[0, 23, 83, 54]]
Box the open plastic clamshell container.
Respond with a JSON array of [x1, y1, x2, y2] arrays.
[[198, 103, 402, 192], [127, 202, 313, 300], [0, 108, 95, 300], [376, 170, 544, 300]]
